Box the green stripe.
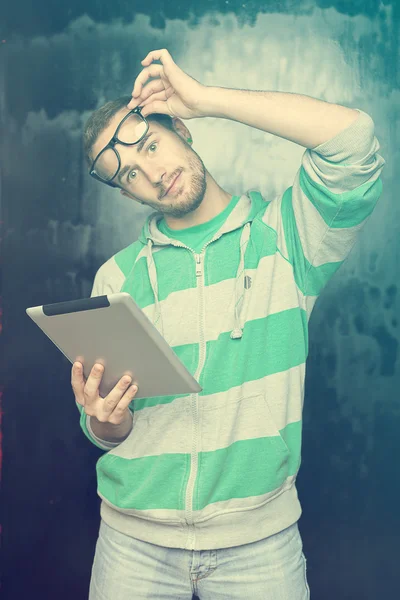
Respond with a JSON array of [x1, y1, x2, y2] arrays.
[[199, 308, 308, 395], [305, 261, 344, 296], [121, 219, 278, 308], [205, 218, 278, 286], [97, 452, 190, 510], [116, 175, 382, 305], [78, 309, 306, 417], [299, 167, 382, 228], [114, 242, 143, 277], [121, 245, 197, 307], [194, 420, 302, 510], [133, 309, 307, 411], [96, 420, 302, 511], [281, 188, 343, 296], [247, 190, 270, 218]]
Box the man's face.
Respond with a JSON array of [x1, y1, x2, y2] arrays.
[[91, 108, 207, 218]]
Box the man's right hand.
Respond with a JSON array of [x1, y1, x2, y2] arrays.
[[72, 362, 138, 425]]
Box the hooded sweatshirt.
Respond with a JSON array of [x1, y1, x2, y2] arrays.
[[76, 108, 385, 550]]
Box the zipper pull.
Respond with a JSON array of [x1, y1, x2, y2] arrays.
[[195, 254, 202, 277]]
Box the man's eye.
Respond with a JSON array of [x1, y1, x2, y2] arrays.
[[126, 142, 157, 183]]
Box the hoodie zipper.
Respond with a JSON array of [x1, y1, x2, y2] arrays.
[[184, 250, 205, 548], [148, 234, 228, 548], [185, 238, 225, 548], [195, 254, 202, 277], [159, 241, 212, 547]]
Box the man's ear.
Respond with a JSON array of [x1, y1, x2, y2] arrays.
[[172, 118, 191, 144]]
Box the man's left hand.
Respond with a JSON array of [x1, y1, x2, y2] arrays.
[[127, 49, 209, 120]]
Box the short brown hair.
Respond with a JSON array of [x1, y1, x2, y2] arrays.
[[83, 95, 175, 167]]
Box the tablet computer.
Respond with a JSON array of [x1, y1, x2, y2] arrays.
[[26, 292, 202, 399]]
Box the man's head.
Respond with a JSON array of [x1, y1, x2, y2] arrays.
[[83, 95, 207, 218]]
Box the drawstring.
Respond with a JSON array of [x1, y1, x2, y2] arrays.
[[144, 221, 252, 341], [146, 238, 165, 336], [230, 222, 251, 340]]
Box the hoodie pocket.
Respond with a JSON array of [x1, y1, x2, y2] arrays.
[[194, 393, 292, 513], [200, 393, 290, 481], [201, 393, 288, 450]]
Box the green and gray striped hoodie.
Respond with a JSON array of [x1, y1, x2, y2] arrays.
[[76, 108, 385, 550]]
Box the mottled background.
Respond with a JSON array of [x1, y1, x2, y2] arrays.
[[1, 1, 399, 599]]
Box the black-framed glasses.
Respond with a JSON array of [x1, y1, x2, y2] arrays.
[[89, 107, 149, 188]]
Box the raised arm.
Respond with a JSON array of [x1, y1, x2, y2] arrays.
[[127, 47, 359, 149]]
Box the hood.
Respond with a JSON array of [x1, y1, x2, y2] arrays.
[[136, 190, 266, 340]]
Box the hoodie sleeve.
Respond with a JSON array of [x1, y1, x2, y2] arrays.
[[90, 256, 126, 297], [75, 257, 132, 451], [277, 108, 385, 312]]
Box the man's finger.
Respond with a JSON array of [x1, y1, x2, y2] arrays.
[[127, 82, 171, 110], [138, 89, 168, 108], [140, 48, 174, 69], [139, 79, 166, 102], [127, 81, 164, 109], [126, 96, 141, 110], [84, 363, 104, 398], [132, 65, 163, 98], [71, 362, 85, 404], [141, 100, 172, 118]]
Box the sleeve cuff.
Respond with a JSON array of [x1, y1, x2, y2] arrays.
[[311, 108, 376, 164], [86, 415, 127, 450]]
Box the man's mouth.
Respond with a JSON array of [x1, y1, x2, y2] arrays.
[[163, 171, 181, 197]]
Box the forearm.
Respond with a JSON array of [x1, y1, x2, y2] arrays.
[[89, 411, 133, 443], [200, 87, 360, 149]]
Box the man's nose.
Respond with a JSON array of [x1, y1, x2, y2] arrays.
[[144, 165, 167, 187]]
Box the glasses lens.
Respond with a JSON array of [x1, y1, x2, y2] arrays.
[[118, 113, 148, 143], [93, 148, 119, 182], [91, 113, 148, 183]]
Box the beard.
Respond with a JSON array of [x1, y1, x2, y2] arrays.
[[141, 148, 207, 218]]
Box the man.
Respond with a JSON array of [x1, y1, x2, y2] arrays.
[[72, 49, 385, 599]]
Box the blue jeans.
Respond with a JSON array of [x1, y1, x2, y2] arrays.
[[89, 519, 310, 599]]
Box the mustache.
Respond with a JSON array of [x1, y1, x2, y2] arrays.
[[160, 168, 183, 199]]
